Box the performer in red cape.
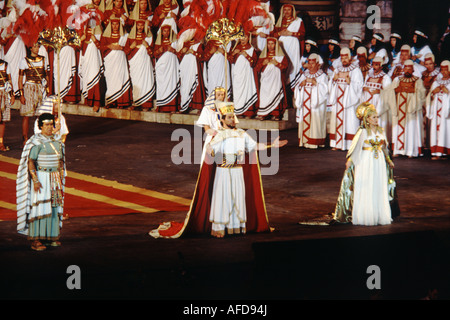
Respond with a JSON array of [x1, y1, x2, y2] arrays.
[[150, 101, 287, 239]]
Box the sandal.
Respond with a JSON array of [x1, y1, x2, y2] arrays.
[[49, 241, 61, 247], [31, 240, 46, 251]]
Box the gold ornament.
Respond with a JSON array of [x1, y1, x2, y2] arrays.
[[37, 27, 81, 119]]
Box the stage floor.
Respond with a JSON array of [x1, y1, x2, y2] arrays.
[[1, 111, 449, 300]]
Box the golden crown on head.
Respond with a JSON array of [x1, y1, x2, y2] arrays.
[[218, 102, 235, 115], [215, 87, 226, 93]]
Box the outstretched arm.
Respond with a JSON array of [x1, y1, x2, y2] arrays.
[[256, 136, 288, 150]]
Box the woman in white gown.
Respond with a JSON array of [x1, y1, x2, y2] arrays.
[[332, 102, 397, 225]]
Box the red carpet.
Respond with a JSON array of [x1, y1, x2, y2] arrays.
[[0, 156, 190, 221]]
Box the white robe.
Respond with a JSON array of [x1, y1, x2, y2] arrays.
[[209, 129, 257, 233], [79, 35, 104, 100], [78, 35, 105, 99], [349, 128, 392, 226], [3, 36, 26, 96], [278, 17, 303, 88], [179, 43, 201, 112], [384, 76, 426, 157], [328, 64, 364, 150], [155, 42, 179, 107], [129, 37, 155, 106], [426, 78, 450, 156], [257, 56, 285, 116], [204, 43, 232, 98], [294, 70, 328, 148], [103, 34, 131, 104], [231, 47, 258, 115], [54, 45, 77, 98], [362, 70, 392, 133]]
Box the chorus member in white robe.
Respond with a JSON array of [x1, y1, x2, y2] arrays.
[[272, 4, 305, 89], [126, 19, 155, 110], [250, 0, 274, 52], [177, 38, 205, 113], [229, 33, 259, 117], [0, 59, 15, 152], [362, 56, 392, 134], [202, 39, 232, 99], [411, 29, 433, 65], [100, 17, 132, 108], [421, 53, 441, 148], [384, 60, 426, 157], [389, 45, 426, 80], [205, 102, 287, 238], [104, 0, 129, 27], [255, 37, 288, 120], [196, 87, 226, 165], [294, 53, 328, 148], [54, 43, 79, 103], [328, 48, 364, 150], [152, 0, 179, 31], [426, 60, 450, 160], [1, 34, 26, 97], [153, 22, 179, 112], [79, 24, 104, 112], [333, 103, 395, 225]]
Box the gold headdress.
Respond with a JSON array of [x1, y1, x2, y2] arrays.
[[218, 101, 235, 116], [356, 102, 378, 129]]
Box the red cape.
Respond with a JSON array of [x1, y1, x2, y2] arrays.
[[150, 151, 271, 238]]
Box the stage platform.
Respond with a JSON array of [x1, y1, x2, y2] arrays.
[[58, 102, 298, 131], [0, 111, 449, 301]]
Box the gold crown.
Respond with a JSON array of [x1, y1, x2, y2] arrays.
[[218, 102, 235, 115], [215, 87, 226, 92]]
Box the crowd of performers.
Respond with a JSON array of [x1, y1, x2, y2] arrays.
[[0, 1, 449, 159], [3, 0, 450, 246]]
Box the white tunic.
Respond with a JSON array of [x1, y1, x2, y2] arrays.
[[426, 78, 450, 156], [328, 64, 364, 150], [362, 70, 392, 132], [384, 76, 426, 157], [294, 69, 328, 148], [209, 129, 257, 233]]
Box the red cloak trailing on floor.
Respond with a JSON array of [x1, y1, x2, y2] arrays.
[[149, 151, 271, 238]]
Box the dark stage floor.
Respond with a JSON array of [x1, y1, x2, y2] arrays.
[[0, 111, 449, 301]]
